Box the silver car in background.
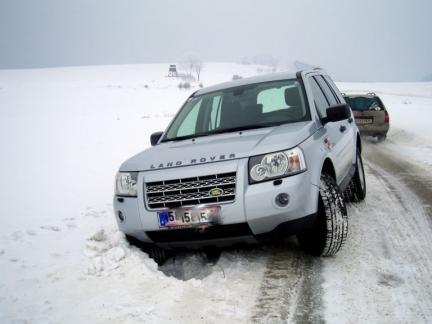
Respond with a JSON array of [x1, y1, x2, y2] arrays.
[[343, 93, 390, 141]]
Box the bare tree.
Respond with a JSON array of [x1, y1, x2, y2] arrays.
[[180, 54, 204, 81], [192, 58, 203, 81]]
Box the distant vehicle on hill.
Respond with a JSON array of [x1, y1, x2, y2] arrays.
[[168, 64, 178, 77]]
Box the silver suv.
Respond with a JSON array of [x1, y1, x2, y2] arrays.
[[114, 69, 366, 264]]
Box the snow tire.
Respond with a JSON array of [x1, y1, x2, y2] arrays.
[[126, 235, 167, 266], [297, 174, 348, 256], [149, 245, 167, 266]]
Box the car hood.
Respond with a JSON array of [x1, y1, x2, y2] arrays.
[[120, 121, 317, 171]]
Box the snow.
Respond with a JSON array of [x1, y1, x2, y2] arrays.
[[1, 63, 432, 323], [323, 165, 432, 323]]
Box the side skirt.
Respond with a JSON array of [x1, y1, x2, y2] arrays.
[[339, 163, 356, 192]]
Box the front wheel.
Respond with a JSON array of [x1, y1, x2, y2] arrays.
[[148, 245, 167, 266], [126, 235, 167, 265], [297, 174, 348, 256]]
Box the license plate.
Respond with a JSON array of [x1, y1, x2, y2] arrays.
[[356, 118, 373, 124], [158, 206, 221, 228]]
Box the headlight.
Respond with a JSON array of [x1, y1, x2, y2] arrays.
[[248, 147, 306, 183], [115, 172, 138, 196]]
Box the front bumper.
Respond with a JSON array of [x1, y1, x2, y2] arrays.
[[113, 158, 319, 248]]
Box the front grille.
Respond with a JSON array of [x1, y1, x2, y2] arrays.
[[145, 172, 236, 209]]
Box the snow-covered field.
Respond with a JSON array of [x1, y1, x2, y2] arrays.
[[1, 63, 432, 323]]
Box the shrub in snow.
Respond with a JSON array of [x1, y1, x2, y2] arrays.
[[178, 82, 184, 89], [183, 82, 191, 89], [144, 84, 149, 89], [181, 74, 196, 82], [232, 74, 243, 80], [199, 82, 204, 88]]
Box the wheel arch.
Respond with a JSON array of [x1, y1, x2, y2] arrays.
[[356, 132, 362, 153], [321, 157, 336, 181]]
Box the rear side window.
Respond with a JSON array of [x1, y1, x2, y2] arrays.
[[309, 77, 329, 118], [345, 96, 385, 111], [314, 76, 338, 106]]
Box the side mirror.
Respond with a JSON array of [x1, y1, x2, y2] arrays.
[[150, 131, 163, 146], [324, 104, 351, 123]]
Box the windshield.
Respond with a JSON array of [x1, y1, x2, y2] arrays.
[[163, 79, 310, 142], [344, 96, 385, 111]]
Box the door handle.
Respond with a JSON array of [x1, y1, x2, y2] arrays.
[[340, 125, 346, 133]]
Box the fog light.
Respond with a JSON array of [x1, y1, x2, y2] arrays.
[[118, 211, 125, 222], [275, 193, 289, 207]]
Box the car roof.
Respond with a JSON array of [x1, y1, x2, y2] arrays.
[[343, 93, 378, 98], [194, 70, 300, 96]]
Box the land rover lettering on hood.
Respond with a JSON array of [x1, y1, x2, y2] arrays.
[[114, 69, 366, 265], [149, 153, 236, 169]]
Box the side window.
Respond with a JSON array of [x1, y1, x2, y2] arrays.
[[176, 99, 202, 137], [323, 75, 343, 103], [309, 77, 329, 118], [314, 76, 338, 106]]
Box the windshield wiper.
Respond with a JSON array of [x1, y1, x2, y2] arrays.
[[210, 123, 277, 134], [162, 123, 278, 143], [161, 132, 213, 142]]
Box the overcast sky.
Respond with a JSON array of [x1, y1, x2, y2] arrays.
[[1, 0, 431, 81]]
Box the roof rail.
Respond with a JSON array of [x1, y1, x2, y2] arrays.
[[297, 66, 327, 78]]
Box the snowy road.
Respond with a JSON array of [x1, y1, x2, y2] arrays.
[[323, 142, 432, 323]]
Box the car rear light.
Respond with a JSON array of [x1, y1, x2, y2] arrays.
[[384, 111, 389, 123]]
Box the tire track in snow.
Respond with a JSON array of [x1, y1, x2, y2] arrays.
[[363, 141, 432, 221], [323, 143, 432, 323], [365, 161, 432, 321], [251, 243, 324, 323]]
